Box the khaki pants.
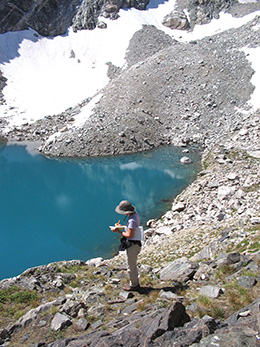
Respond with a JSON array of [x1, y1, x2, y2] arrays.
[[126, 244, 141, 287]]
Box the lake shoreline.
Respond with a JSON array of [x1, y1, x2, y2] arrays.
[[0, 106, 259, 346], [0, 142, 202, 281]]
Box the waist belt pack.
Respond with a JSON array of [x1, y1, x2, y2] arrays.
[[119, 237, 142, 251]]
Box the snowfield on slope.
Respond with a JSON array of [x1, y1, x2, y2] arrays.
[[0, 0, 259, 132]]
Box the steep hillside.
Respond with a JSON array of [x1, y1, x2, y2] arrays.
[[0, 1, 260, 346], [1, 1, 259, 159], [0, 112, 260, 346]]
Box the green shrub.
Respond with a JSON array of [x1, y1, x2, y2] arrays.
[[225, 280, 253, 310], [197, 294, 211, 308], [0, 285, 40, 316], [215, 265, 234, 280], [210, 305, 225, 319], [10, 290, 37, 304]]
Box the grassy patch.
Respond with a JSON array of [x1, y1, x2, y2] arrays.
[[60, 264, 87, 274], [187, 248, 203, 258], [248, 241, 260, 253], [225, 280, 254, 311], [0, 286, 38, 304], [243, 183, 260, 193], [137, 291, 160, 312], [202, 152, 214, 170], [0, 286, 41, 324], [69, 275, 85, 288], [48, 330, 64, 341], [51, 306, 60, 316], [226, 242, 236, 253], [140, 273, 158, 287], [210, 305, 225, 319], [241, 270, 258, 277], [197, 294, 211, 307], [215, 265, 235, 280], [234, 239, 249, 253], [195, 295, 225, 319]]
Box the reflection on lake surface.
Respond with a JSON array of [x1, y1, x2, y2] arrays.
[[0, 144, 201, 280]]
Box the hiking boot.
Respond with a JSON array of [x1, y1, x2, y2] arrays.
[[123, 284, 141, 291]]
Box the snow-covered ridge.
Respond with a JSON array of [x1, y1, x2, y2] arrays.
[[0, 0, 259, 132]]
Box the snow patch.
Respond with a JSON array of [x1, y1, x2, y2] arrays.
[[0, 1, 260, 132]]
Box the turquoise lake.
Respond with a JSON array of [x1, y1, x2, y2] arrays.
[[0, 144, 201, 280]]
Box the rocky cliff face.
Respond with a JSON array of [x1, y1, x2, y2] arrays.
[[0, 0, 80, 36], [72, 0, 149, 32], [0, 0, 240, 37], [0, 70, 6, 105], [0, 0, 149, 36]]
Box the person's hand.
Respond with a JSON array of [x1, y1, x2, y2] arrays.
[[110, 225, 123, 233]]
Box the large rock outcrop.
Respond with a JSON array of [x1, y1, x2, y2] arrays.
[[0, 0, 80, 36], [187, 0, 237, 27], [72, 0, 149, 32], [0, 0, 149, 36]]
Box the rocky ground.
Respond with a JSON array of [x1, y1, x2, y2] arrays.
[[0, 112, 260, 346], [0, 1, 260, 346]]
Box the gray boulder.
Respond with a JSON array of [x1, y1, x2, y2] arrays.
[[112, 301, 190, 344], [162, 9, 190, 30], [119, 291, 134, 300], [191, 241, 221, 262], [200, 285, 222, 299], [193, 298, 260, 346], [0, 329, 10, 345], [217, 185, 236, 201], [216, 252, 241, 267], [180, 156, 193, 164], [155, 316, 221, 347], [50, 313, 72, 331], [193, 263, 213, 281], [251, 216, 260, 224], [237, 276, 257, 288], [160, 257, 199, 282], [192, 331, 257, 347], [155, 226, 173, 236], [172, 202, 186, 212], [226, 252, 241, 265], [61, 300, 87, 318], [75, 318, 90, 331], [187, 0, 236, 28], [85, 257, 104, 267], [10, 299, 62, 334]]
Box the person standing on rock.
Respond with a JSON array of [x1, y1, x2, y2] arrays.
[[110, 200, 142, 291]]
